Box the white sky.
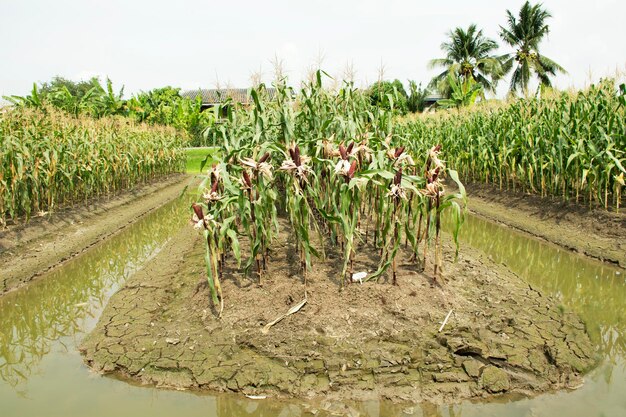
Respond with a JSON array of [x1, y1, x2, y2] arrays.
[[1, 0, 624, 99]]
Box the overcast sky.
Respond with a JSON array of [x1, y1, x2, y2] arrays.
[[1, 0, 624, 99]]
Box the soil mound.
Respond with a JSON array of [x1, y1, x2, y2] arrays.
[[81, 219, 597, 404]]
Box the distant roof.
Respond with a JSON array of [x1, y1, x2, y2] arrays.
[[424, 94, 445, 104], [181, 88, 276, 106]]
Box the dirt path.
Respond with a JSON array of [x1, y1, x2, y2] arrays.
[[465, 183, 626, 268], [81, 218, 596, 404], [0, 174, 190, 294]]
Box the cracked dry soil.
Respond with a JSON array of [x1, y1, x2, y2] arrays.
[[80, 218, 597, 404]]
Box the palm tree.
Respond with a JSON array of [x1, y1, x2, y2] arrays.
[[499, 1, 566, 94], [428, 24, 504, 96]]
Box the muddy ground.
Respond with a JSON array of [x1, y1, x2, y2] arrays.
[[465, 183, 626, 268], [80, 215, 597, 404], [0, 174, 189, 294]]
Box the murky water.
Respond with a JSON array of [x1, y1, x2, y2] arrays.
[[0, 197, 624, 417], [438, 213, 626, 417]]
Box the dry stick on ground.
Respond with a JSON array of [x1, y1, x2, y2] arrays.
[[261, 297, 307, 334], [438, 309, 453, 332]]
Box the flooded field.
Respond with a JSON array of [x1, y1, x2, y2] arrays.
[[0, 196, 624, 417]]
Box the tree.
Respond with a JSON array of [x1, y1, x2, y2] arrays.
[[3, 83, 44, 109], [407, 81, 430, 113], [366, 80, 409, 114], [99, 78, 125, 116], [39, 76, 101, 99], [499, 1, 566, 94], [6, 76, 125, 117], [4, 77, 211, 143], [428, 24, 504, 96], [125, 87, 208, 139], [438, 73, 482, 109], [125, 87, 182, 124]]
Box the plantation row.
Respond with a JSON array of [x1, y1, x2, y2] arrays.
[[0, 107, 186, 224], [194, 75, 626, 312], [399, 80, 626, 209], [194, 73, 466, 313]]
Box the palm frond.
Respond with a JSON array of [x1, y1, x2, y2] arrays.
[[500, 1, 563, 93], [428, 58, 454, 70], [538, 55, 567, 75], [509, 65, 522, 93], [430, 24, 502, 93]]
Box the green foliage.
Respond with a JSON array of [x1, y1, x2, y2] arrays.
[[499, 1, 566, 94], [429, 24, 505, 96], [39, 76, 103, 99], [125, 86, 212, 142], [407, 81, 430, 113], [125, 87, 182, 123], [399, 79, 625, 210], [192, 71, 468, 312], [366, 79, 409, 114], [0, 106, 185, 224], [438, 74, 483, 109], [4, 78, 214, 145], [5, 77, 125, 118]]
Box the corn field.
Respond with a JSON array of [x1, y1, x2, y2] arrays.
[[193, 72, 467, 313], [0, 106, 185, 224], [398, 79, 626, 209]]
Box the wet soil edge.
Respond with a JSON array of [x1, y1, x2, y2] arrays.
[[0, 174, 191, 295], [464, 183, 626, 269]]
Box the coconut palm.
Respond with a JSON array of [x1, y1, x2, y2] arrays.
[[499, 1, 566, 94], [428, 24, 504, 96]]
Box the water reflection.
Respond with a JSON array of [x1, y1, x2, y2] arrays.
[[213, 396, 460, 417], [0, 196, 189, 388], [450, 213, 626, 365], [1, 192, 625, 416]]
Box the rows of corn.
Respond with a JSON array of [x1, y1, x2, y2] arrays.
[[194, 73, 466, 313], [398, 79, 626, 209], [0, 106, 186, 224], [193, 76, 625, 313]]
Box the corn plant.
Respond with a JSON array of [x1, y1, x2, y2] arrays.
[[0, 106, 185, 225], [328, 142, 361, 287], [239, 153, 278, 282], [191, 72, 469, 314], [370, 147, 417, 284], [279, 145, 322, 282], [397, 79, 625, 210], [193, 166, 242, 315]]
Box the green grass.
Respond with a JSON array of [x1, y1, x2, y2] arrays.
[[185, 147, 221, 173]]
